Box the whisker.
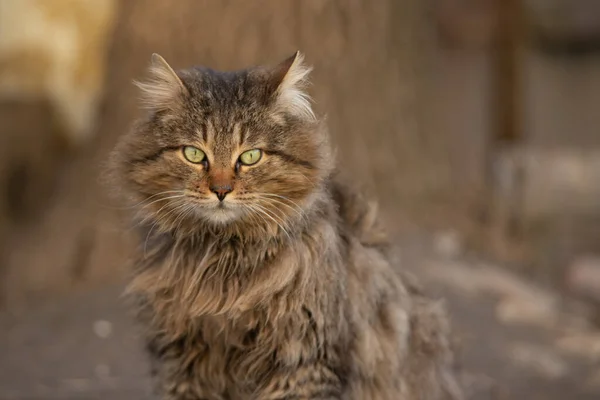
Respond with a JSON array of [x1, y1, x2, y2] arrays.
[[244, 204, 270, 228], [255, 195, 307, 222], [137, 194, 187, 212], [295, 171, 316, 188], [143, 200, 190, 257], [136, 197, 187, 227], [173, 203, 197, 233], [243, 205, 264, 230], [112, 190, 186, 210], [255, 193, 306, 212], [133, 197, 185, 228], [244, 204, 277, 236], [250, 203, 292, 242]]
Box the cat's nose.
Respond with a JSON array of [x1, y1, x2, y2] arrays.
[[210, 184, 233, 202]]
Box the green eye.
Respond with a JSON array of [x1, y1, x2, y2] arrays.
[[183, 146, 206, 164], [239, 149, 262, 166]]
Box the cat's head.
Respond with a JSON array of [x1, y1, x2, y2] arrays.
[[112, 52, 332, 236]]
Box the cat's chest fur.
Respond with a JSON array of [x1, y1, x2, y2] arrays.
[[141, 256, 324, 399], [133, 223, 336, 323], [164, 310, 316, 398], [133, 224, 344, 398]]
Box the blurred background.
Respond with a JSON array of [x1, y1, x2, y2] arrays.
[[1, 0, 600, 398]]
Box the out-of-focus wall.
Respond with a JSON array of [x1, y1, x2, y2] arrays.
[[0, 0, 117, 145], [2, 0, 444, 307], [0, 0, 117, 306], [3, 0, 600, 306], [431, 0, 600, 283]]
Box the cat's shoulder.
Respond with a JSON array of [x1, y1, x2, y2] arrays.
[[329, 175, 388, 249]]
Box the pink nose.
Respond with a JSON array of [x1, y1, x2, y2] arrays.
[[210, 184, 232, 201]]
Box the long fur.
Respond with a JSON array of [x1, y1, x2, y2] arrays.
[[133, 53, 188, 110], [109, 53, 463, 400], [273, 52, 316, 122]]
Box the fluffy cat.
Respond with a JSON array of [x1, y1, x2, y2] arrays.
[[110, 52, 463, 400]]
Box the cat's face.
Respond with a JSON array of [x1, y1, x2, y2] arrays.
[[114, 53, 331, 234]]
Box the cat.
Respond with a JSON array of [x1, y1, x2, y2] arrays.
[[109, 52, 464, 400]]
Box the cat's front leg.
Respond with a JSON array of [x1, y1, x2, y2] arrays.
[[257, 363, 342, 400], [146, 339, 217, 400], [150, 356, 211, 400]]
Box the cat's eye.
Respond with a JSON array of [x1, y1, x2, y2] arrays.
[[239, 149, 262, 166], [183, 146, 206, 164]]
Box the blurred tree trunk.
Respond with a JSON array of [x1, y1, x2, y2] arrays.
[[2, 0, 445, 308], [483, 0, 526, 260]]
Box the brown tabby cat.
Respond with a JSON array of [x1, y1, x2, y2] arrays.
[[110, 52, 463, 400]]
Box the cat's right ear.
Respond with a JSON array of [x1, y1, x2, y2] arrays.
[[267, 51, 315, 122], [134, 53, 188, 110]]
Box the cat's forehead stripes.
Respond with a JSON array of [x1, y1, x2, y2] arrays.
[[197, 121, 208, 143], [231, 123, 242, 148], [197, 118, 248, 145], [197, 117, 244, 167], [204, 118, 216, 146]]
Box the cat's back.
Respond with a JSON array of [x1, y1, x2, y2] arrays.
[[329, 178, 463, 400]]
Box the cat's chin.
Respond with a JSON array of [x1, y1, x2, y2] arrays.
[[201, 205, 243, 225]]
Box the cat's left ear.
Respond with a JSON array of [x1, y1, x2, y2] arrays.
[[134, 53, 188, 111], [268, 51, 315, 122]]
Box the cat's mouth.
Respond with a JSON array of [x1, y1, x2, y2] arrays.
[[208, 208, 239, 224], [181, 195, 247, 225], [197, 200, 244, 224]]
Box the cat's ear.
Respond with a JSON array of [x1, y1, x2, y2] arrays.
[[134, 53, 188, 110], [268, 51, 315, 122]]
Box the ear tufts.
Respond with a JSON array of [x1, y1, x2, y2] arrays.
[[133, 53, 187, 110], [270, 51, 315, 122]]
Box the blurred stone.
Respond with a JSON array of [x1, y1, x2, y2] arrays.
[[93, 320, 112, 339], [424, 260, 593, 331], [508, 342, 569, 379], [497, 147, 600, 220], [496, 297, 558, 328], [555, 332, 600, 362], [566, 256, 600, 304], [433, 229, 463, 259], [425, 260, 553, 302]]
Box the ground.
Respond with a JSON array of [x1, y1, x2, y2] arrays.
[[1, 232, 599, 399]]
